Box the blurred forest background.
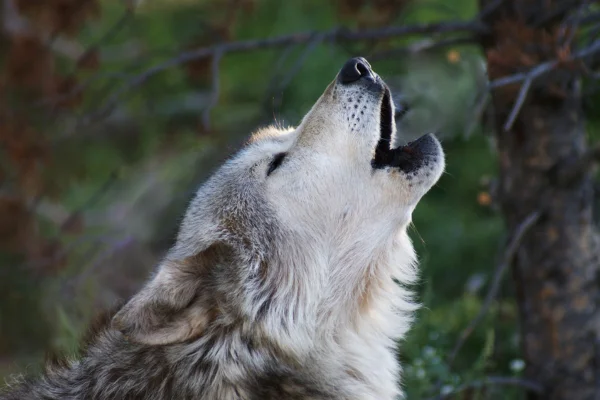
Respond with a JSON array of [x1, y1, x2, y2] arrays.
[[1, 0, 600, 399]]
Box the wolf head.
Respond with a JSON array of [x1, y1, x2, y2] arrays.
[[113, 58, 444, 352]]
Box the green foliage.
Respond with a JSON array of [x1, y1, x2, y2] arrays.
[[0, 254, 52, 357]]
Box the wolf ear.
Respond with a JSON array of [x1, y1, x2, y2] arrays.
[[111, 243, 229, 345]]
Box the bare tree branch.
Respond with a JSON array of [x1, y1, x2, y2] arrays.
[[490, 39, 600, 90], [580, 10, 600, 26], [502, 75, 533, 131], [446, 211, 541, 367], [279, 34, 326, 93], [533, 0, 588, 28], [201, 51, 223, 131], [464, 90, 491, 137], [369, 35, 477, 61], [37, 72, 134, 109], [266, 33, 327, 112], [76, 8, 134, 67], [60, 171, 118, 232], [490, 39, 600, 131], [557, 0, 591, 47], [428, 376, 544, 400], [368, 0, 504, 60], [86, 21, 486, 122], [269, 43, 299, 85], [81, 9, 600, 130]]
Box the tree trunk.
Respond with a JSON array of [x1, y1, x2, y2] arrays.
[[480, 1, 600, 398]]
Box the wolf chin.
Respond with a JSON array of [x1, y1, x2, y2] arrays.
[[1, 57, 444, 399]]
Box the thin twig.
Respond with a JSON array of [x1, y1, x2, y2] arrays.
[[60, 235, 137, 295], [201, 51, 223, 131], [369, 35, 477, 61], [503, 75, 533, 131], [271, 43, 299, 82], [278, 34, 325, 93], [78, 8, 134, 66], [491, 39, 600, 89], [465, 89, 491, 137], [82, 236, 136, 281], [557, 0, 591, 47], [446, 211, 541, 367], [428, 376, 544, 400], [267, 33, 327, 112], [262, 43, 299, 111], [491, 39, 600, 131], [25, 171, 120, 271], [580, 10, 600, 26], [60, 171, 119, 232], [36, 72, 133, 108]]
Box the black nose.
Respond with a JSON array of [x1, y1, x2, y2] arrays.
[[339, 57, 374, 84]]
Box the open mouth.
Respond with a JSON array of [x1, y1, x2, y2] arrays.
[[372, 88, 394, 169], [334, 56, 438, 175], [371, 88, 437, 173]]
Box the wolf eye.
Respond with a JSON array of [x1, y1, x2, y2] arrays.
[[267, 152, 286, 176]]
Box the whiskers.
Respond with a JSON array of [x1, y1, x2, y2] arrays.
[[408, 220, 426, 247]]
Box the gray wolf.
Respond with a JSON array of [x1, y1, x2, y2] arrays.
[[0, 57, 444, 399]]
